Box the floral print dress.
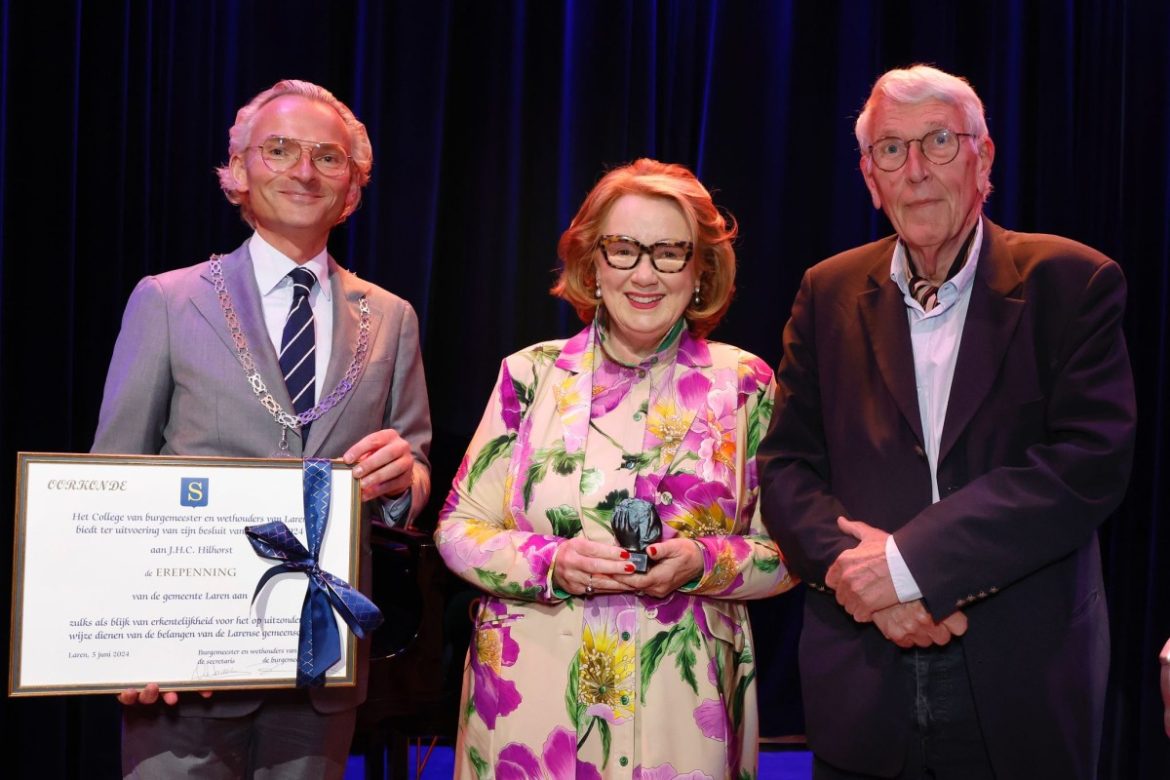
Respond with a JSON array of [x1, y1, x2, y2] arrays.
[[436, 321, 794, 780]]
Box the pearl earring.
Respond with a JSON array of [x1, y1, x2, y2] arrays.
[[595, 283, 602, 299], [692, 285, 701, 306]]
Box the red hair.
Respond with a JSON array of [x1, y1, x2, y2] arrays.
[[551, 159, 737, 338]]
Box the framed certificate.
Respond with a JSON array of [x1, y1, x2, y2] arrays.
[[9, 452, 362, 696]]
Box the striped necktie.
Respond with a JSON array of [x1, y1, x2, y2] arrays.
[[279, 267, 318, 433]]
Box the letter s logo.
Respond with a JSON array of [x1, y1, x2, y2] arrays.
[[180, 478, 209, 507]]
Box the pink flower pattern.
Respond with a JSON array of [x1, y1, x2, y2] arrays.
[[437, 322, 794, 778]]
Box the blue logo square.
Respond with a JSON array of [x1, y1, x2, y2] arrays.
[[180, 477, 209, 507]]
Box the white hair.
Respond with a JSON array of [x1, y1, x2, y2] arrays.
[[855, 64, 989, 150]]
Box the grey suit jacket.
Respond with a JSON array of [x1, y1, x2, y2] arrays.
[[93, 240, 432, 715]]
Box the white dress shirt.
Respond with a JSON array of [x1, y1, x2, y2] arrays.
[[885, 219, 983, 602], [248, 232, 333, 406]]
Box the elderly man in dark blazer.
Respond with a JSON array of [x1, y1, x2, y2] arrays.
[[93, 80, 432, 779], [760, 65, 1135, 779]]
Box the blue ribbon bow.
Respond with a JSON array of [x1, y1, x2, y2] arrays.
[[245, 458, 383, 687]]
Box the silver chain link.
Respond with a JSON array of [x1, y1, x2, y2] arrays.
[[209, 256, 371, 437]]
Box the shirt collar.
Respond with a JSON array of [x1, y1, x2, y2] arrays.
[[890, 217, 983, 303], [249, 232, 332, 301]]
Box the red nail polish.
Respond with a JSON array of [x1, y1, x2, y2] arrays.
[[648, 545, 657, 556], [625, 563, 635, 573], [620, 550, 630, 560]]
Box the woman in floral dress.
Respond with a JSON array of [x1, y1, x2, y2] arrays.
[[436, 159, 795, 780]]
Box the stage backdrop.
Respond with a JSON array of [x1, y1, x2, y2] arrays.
[[1, 1, 1167, 777]]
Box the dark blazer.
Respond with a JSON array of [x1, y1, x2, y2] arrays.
[[759, 218, 1136, 779], [92, 240, 433, 716]]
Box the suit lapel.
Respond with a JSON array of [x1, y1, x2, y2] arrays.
[[857, 255, 925, 446], [191, 243, 296, 420], [938, 220, 1025, 463], [304, 261, 384, 455]]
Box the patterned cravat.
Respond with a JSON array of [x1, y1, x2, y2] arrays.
[[907, 227, 977, 312], [908, 274, 943, 312], [279, 267, 317, 433]]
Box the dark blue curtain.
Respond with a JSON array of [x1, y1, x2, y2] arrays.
[[2, 1, 1167, 777]]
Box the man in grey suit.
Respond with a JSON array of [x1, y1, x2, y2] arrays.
[[93, 79, 432, 778]]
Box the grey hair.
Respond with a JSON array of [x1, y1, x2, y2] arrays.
[[854, 64, 989, 151], [215, 79, 373, 227]]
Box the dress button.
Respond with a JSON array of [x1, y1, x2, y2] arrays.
[[637, 368, 647, 378], [621, 631, 631, 641], [620, 694, 629, 705], [619, 756, 629, 767]]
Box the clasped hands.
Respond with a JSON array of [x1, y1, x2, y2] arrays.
[[552, 536, 704, 599], [825, 516, 967, 649]]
